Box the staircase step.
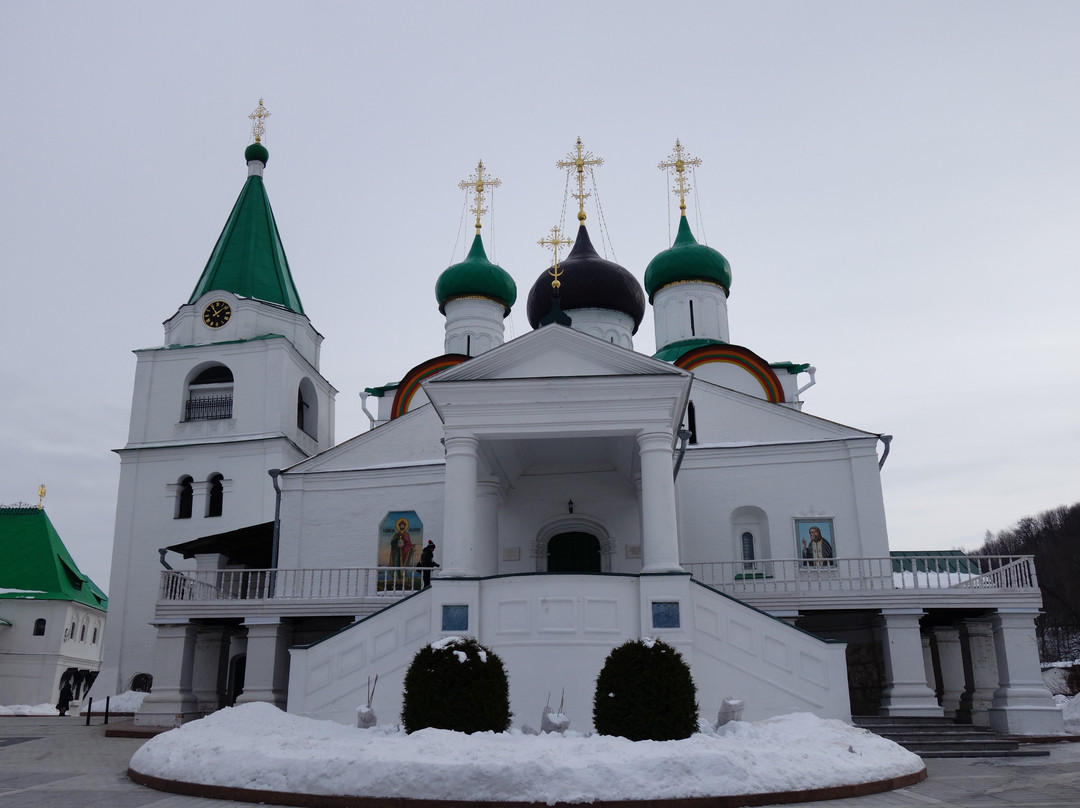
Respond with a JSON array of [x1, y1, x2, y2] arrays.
[[851, 717, 1049, 759]]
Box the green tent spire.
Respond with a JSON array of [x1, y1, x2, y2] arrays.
[[187, 144, 305, 314], [0, 507, 108, 609]]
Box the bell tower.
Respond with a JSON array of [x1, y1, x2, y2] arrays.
[[95, 101, 337, 698]]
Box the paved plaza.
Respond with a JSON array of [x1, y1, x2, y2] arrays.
[[1, 715, 1078, 807]]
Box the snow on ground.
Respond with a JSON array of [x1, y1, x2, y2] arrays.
[[0, 703, 60, 716], [130, 703, 925, 804], [79, 690, 147, 714]]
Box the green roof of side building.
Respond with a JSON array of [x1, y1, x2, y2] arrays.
[[187, 145, 305, 314], [644, 215, 732, 302], [435, 234, 517, 315], [0, 508, 107, 610]]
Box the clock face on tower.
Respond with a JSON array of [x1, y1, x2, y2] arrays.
[[202, 300, 232, 328]]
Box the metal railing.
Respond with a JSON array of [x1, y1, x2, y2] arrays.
[[157, 555, 1038, 605], [159, 566, 426, 602], [682, 555, 1037, 595], [184, 395, 233, 421]]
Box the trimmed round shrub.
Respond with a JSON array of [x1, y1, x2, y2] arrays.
[[593, 637, 699, 741], [401, 636, 511, 734]]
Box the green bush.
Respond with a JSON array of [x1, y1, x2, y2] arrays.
[[401, 636, 511, 734], [593, 637, 699, 741]]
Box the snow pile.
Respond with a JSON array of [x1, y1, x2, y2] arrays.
[[0, 703, 58, 716], [79, 690, 147, 714], [130, 703, 924, 803], [1059, 694, 1080, 734]]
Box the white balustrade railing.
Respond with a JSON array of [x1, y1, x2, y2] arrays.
[[158, 566, 426, 602], [682, 555, 1037, 595], [157, 555, 1037, 604]]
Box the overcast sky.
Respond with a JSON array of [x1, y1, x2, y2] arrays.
[[3, 2, 1078, 593]]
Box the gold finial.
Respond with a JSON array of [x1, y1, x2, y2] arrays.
[[37, 484, 46, 510], [248, 98, 270, 143], [538, 225, 574, 290], [658, 139, 702, 215], [458, 160, 501, 235], [557, 136, 603, 223]]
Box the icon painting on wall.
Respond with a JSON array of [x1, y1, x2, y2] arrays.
[[794, 518, 835, 567], [379, 511, 424, 568]]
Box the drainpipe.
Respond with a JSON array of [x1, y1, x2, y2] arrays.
[[673, 428, 692, 479], [359, 392, 376, 431], [877, 435, 893, 470], [157, 549, 173, 570], [268, 469, 282, 596], [795, 366, 818, 398]]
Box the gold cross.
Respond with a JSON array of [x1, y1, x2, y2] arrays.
[[557, 137, 603, 223], [249, 98, 271, 143], [37, 483, 46, 510], [538, 225, 574, 290], [458, 160, 501, 234], [658, 139, 702, 215]]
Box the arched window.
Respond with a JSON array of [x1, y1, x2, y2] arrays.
[[92, 627, 98, 644], [207, 473, 224, 517], [297, 378, 318, 439], [33, 618, 46, 636], [130, 673, 153, 693], [185, 364, 234, 421], [80, 623, 87, 641], [176, 476, 193, 519], [741, 531, 756, 570]]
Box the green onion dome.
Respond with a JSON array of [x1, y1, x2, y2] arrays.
[[644, 216, 731, 302], [436, 234, 517, 316], [244, 142, 269, 164]]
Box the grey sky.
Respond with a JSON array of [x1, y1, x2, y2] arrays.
[[3, 2, 1078, 593]]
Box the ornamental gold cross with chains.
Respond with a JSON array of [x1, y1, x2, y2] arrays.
[[658, 139, 701, 214], [538, 226, 573, 290], [249, 99, 270, 143], [557, 137, 603, 223], [458, 161, 501, 234]]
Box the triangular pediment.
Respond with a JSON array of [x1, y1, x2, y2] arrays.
[[689, 378, 879, 445], [285, 405, 445, 475], [431, 325, 689, 384]]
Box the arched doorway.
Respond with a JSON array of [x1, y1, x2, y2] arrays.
[[227, 655, 246, 706], [547, 532, 601, 573]]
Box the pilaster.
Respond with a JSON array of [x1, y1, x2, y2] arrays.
[[987, 610, 1063, 735], [957, 617, 996, 726], [135, 622, 200, 727], [929, 626, 965, 719], [235, 618, 290, 710], [874, 610, 943, 717]]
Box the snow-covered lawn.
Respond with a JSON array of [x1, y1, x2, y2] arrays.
[[130, 703, 925, 804]]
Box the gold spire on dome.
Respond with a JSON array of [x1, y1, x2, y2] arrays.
[[458, 160, 501, 235], [658, 139, 702, 215], [538, 225, 573, 290], [557, 137, 603, 223], [37, 483, 46, 510], [248, 98, 270, 143]]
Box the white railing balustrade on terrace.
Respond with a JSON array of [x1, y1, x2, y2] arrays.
[[683, 555, 1037, 595], [156, 555, 1038, 606], [158, 566, 427, 603]]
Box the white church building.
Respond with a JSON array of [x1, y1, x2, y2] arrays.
[[93, 116, 1061, 736]]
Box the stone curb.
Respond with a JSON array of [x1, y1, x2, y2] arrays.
[[127, 766, 927, 808]]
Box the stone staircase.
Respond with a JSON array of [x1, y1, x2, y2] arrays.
[[853, 716, 1050, 758]]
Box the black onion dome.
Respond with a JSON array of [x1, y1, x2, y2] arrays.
[[526, 225, 646, 333]]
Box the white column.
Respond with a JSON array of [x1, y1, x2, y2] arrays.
[[958, 617, 996, 726], [638, 430, 683, 574], [135, 622, 199, 727], [442, 434, 480, 577], [236, 618, 290, 709], [988, 610, 1063, 735], [476, 476, 501, 577], [875, 611, 943, 717], [930, 626, 965, 719], [191, 627, 231, 714]]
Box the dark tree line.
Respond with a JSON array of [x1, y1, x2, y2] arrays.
[[975, 502, 1080, 661]]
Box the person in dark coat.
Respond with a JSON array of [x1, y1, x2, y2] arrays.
[[418, 540, 440, 587], [56, 681, 73, 716]]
